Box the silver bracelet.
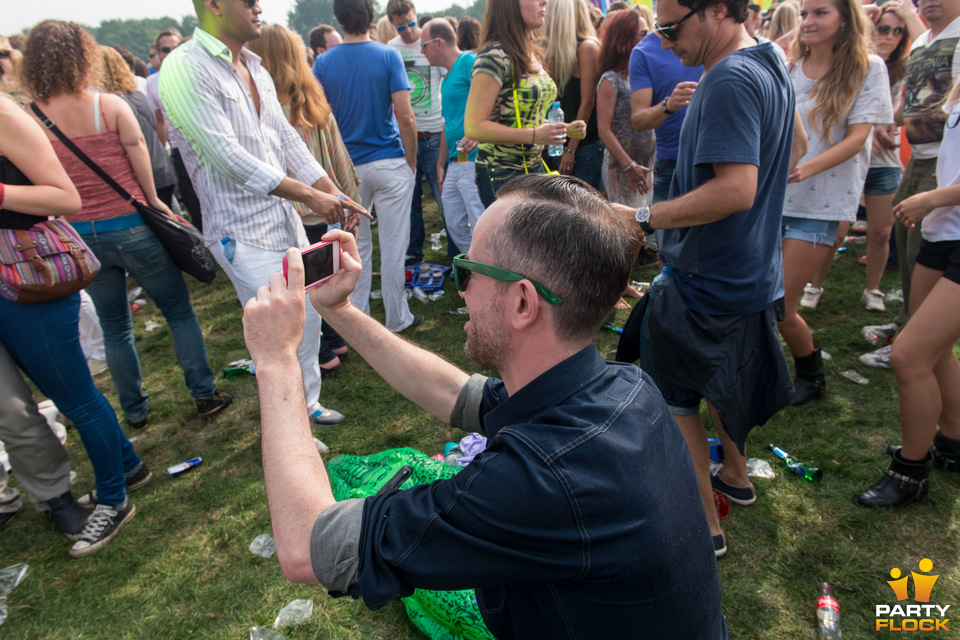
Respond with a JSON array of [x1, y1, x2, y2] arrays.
[[621, 161, 638, 174]]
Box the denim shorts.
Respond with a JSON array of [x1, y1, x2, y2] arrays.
[[864, 166, 902, 196], [916, 239, 960, 285], [782, 215, 839, 246]]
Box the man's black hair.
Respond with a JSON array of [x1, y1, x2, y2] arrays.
[[334, 0, 375, 36], [678, 0, 749, 24]]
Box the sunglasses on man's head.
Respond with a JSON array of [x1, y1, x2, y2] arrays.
[[396, 20, 417, 32], [452, 254, 562, 305], [654, 5, 700, 43], [877, 24, 905, 36]]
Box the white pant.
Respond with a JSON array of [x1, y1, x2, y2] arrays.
[[78, 290, 105, 361], [439, 160, 485, 254], [353, 157, 416, 331], [210, 239, 324, 414]]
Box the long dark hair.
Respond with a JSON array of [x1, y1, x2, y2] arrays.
[[599, 9, 644, 75], [877, 6, 909, 87], [480, 0, 544, 85]]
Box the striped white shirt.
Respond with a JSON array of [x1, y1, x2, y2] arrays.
[[159, 28, 326, 250]]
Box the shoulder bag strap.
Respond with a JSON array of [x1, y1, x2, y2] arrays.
[[29, 102, 142, 208]]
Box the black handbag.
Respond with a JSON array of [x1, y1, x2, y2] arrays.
[[31, 103, 217, 283]]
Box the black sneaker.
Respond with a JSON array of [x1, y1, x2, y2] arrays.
[[77, 463, 152, 507], [197, 392, 233, 417], [0, 495, 23, 532], [45, 491, 91, 540], [69, 498, 136, 558]]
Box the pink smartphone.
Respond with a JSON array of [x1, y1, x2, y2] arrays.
[[283, 240, 341, 290]]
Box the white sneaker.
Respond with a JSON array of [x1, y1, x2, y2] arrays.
[[310, 406, 345, 427], [862, 322, 899, 343], [799, 284, 823, 310], [861, 289, 886, 312], [86, 358, 109, 376], [859, 344, 892, 369]]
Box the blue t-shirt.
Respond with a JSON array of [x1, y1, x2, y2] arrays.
[[441, 51, 478, 162], [628, 33, 703, 161], [662, 42, 794, 316], [313, 41, 409, 165]]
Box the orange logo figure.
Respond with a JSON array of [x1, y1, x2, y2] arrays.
[[912, 558, 940, 603], [888, 567, 910, 601]]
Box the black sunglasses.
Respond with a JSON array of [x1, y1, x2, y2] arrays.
[[452, 254, 562, 304], [243, 0, 260, 7], [0, 50, 11, 59], [877, 24, 905, 37], [160, 46, 173, 54], [654, 5, 700, 43]]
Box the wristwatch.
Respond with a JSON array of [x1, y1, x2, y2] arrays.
[[635, 206, 654, 234], [661, 100, 675, 115]]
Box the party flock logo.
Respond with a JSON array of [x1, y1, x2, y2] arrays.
[[876, 558, 950, 631]]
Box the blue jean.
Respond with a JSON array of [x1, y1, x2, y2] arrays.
[[653, 158, 676, 204], [570, 140, 605, 193], [80, 223, 216, 423], [0, 294, 139, 505], [408, 134, 459, 261]]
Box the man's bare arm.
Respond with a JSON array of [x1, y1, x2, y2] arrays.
[[648, 163, 758, 230]]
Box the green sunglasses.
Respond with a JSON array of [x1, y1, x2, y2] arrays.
[[452, 254, 562, 305]]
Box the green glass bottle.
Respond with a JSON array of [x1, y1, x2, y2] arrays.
[[768, 444, 823, 482]]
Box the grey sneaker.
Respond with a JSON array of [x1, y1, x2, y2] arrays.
[[310, 406, 345, 427], [77, 463, 152, 507], [69, 498, 136, 558], [862, 322, 899, 343], [859, 344, 892, 369]]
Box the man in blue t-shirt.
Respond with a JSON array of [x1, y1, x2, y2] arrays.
[[314, 0, 421, 333], [629, 32, 702, 204], [622, 0, 806, 558], [421, 18, 484, 253]]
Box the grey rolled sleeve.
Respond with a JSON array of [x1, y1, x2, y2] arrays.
[[310, 498, 365, 592], [450, 373, 488, 435]]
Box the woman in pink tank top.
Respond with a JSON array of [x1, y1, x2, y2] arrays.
[[20, 22, 231, 479]]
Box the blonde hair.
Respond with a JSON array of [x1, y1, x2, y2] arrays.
[[636, 5, 655, 34], [544, 0, 599, 95], [98, 46, 136, 94], [790, 0, 871, 144], [767, 3, 798, 42], [376, 15, 398, 43], [246, 25, 331, 130]]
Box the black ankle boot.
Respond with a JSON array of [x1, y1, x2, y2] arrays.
[[46, 491, 90, 540], [789, 341, 825, 406], [933, 432, 960, 472], [855, 450, 933, 508]]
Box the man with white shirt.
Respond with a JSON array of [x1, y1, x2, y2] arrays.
[[386, 0, 456, 264], [160, 0, 366, 429]]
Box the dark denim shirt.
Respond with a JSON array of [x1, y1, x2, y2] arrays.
[[314, 347, 726, 639]]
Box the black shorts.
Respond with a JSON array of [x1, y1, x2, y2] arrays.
[[915, 239, 960, 285]]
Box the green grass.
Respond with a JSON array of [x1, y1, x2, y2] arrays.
[[1, 203, 958, 640]]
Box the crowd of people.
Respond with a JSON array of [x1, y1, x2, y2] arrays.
[[1, 0, 960, 634]]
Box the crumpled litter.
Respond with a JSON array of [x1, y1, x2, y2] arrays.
[[250, 626, 285, 640], [0, 563, 29, 627], [746, 458, 775, 479], [456, 433, 488, 467], [273, 599, 313, 629], [249, 533, 276, 559]]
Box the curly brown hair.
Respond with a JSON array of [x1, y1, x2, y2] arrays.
[[21, 20, 99, 101], [98, 46, 136, 94]]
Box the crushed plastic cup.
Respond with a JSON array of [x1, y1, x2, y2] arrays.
[[127, 286, 143, 302], [249, 533, 276, 559], [746, 458, 775, 479], [314, 438, 330, 455], [144, 320, 162, 332], [821, 350, 832, 361], [861, 327, 883, 346], [0, 596, 7, 627], [250, 627, 286, 640], [841, 369, 870, 385], [0, 563, 28, 596], [370, 289, 383, 300], [429, 232, 444, 251], [631, 281, 651, 293], [447, 306, 470, 315], [886, 289, 904, 302], [273, 599, 313, 630], [411, 286, 429, 302]]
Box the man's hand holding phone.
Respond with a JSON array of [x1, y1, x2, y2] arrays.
[[307, 229, 363, 316], [243, 250, 307, 372]]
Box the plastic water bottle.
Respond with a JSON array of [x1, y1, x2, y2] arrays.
[[817, 583, 842, 639], [546, 101, 565, 157]]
